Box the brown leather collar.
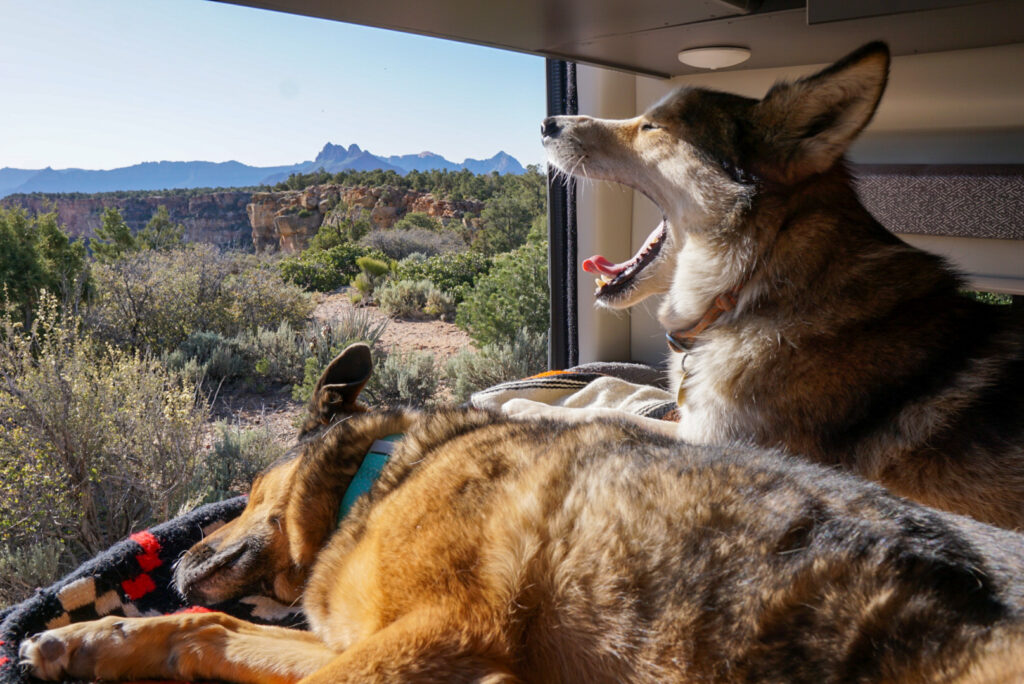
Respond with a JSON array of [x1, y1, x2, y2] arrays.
[[665, 284, 744, 353]]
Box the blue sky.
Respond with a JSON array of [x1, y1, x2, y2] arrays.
[[0, 0, 547, 170]]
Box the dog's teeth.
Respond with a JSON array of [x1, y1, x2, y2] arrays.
[[600, 275, 613, 284]]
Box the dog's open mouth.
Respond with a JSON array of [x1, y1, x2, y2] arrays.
[[582, 222, 666, 298]]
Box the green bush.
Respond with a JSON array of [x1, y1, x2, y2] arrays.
[[349, 256, 392, 305], [376, 279, 456, 321], [394, 251, 492, 303], [424, 288, 456, 321], [359, 228, 465, 260], [165, 331, 247, 386], [236, 320, 308, 385], [445, 328, 548, 402], [0, 539, 66, 608], [189, 422, 285, 505], [456, 241, 550, 346], [367, 350, 440, 408], [393, 212, 443, 232], [291, 310, 389, 402], [278, 243, 381, 292], [87, 245, 312, 353], [310, 206, 370, 250], [0, 207, 90, 321], [0, 293, 210, 604]]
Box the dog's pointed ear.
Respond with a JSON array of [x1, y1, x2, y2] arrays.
[[752, 42, 889, 182], [311, 343, 373, 420]]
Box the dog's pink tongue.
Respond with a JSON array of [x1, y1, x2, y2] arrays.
[[582, 255, 627, 276]]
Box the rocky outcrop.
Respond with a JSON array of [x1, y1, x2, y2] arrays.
[[2, 191, 254, 248], [247, 184, 485, 253]]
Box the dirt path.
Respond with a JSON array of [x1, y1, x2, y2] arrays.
[[205, 291, 476, 449], [313, 290, 475, 363]]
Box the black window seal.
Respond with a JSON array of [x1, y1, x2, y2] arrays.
[[545, 59, 578, 370]]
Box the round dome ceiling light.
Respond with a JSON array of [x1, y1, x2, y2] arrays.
[[677, 46, 751, 70]]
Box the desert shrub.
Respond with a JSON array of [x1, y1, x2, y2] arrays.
[[310, 207, 371, 250], [164, 331, 247, 386], [376, 279, 429, 318], [87, 245, 311, 352], [0, 294, 209, 602], [367, 350, 440, 408], [359, 228, 465, 260], [456, 241, 550, 346], [189, 422, 285, 505], [424, 288, 456, 321], [376, 279, 456, 321], [445, 328, 548, 403], [0, 539, 66, 608], [0, 207, 90, 321], [236, 321, 308, 385], [278, 243, 382, 292], [394, 251, 492, 303], [229, 261, 312, 333], [393, 212, 443, 232], [292, 310, 389, 402], [349, 256, 392, 305]]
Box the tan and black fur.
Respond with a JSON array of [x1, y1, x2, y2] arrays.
[[21, 344, 1024, 682], [536, 42, 1024, 529]]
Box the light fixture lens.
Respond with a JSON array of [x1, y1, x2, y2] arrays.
[[677, 46, 751, 70]]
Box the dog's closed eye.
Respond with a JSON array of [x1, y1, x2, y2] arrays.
[[641, 122, 662, 131]]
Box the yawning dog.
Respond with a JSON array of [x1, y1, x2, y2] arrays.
[[537, 41, 1024, 529], [20, 343, 1024, 682]]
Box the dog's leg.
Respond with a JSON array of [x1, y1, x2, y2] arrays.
[[502, 397, 682, 439], [298, 610, 520, 684], [21, 613, 337, 684]]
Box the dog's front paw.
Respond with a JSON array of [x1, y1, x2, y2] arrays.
[[19, 617, 125, 681]]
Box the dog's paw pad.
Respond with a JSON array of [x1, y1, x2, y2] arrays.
[[19, 633, 71, 681]]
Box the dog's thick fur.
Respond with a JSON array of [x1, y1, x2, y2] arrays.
[[538, 42, 1024, 529], [21, 344, 1024, 682]]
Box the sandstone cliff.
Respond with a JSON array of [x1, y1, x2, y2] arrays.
[[248, 185, 485, 253], [2, 192, 254, 248]]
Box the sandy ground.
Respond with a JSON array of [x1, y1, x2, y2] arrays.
[[205, 290, 476, 448]]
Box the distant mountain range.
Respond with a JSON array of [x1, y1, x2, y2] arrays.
[[0, 144, 526, 198]]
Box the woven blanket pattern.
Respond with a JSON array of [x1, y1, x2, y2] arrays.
[[0, 496, 305, 684]]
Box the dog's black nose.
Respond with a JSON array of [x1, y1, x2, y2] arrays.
[[541, 117, 561, 139]]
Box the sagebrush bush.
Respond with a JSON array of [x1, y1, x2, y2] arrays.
[[394, 251, 492, 303], [278, 244, 380, 292], [0, 539, 66, 608], [359, 228, 465, 260], [0, 293, 210, 603], [165, 331, 246, 386], [445, 328, 548, 402], [455, 241, 550, 346], [292, 310, 389, 403], [424, 288, 456, 321], [376, 279, 430, 318], [87, 245, 312, 353], [236, 321, 308, 385], [367, 350, 441, 408], [188, 422, 285, 506]]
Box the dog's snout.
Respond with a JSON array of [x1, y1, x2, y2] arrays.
[[541, 117, 561, 139]]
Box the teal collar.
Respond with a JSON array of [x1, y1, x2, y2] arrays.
[[337, 434, 402, 524]]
